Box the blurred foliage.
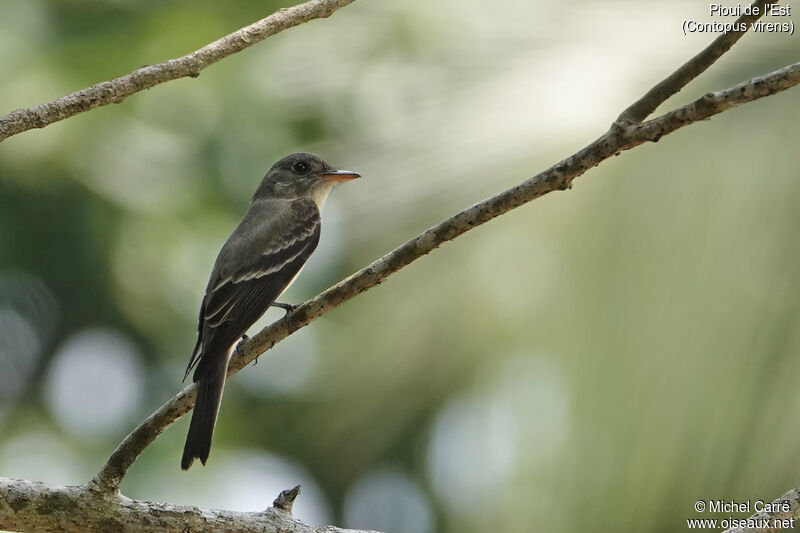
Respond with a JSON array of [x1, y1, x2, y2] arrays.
[[2, 1, 800, 532]]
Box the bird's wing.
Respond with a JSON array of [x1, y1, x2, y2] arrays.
[[185, 199, 321, 377]]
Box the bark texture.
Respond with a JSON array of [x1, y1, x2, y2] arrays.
[[0, 477, 378, 533]]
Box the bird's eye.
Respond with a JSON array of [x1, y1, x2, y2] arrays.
[[292, 161, 309, 173]]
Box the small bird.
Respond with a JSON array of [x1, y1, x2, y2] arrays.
[[181, 153, 360, 470]]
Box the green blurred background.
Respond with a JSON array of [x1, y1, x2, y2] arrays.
[[2, 1, 800, 531]]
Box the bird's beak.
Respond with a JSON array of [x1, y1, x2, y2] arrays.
[[320, 169, 361, 182]]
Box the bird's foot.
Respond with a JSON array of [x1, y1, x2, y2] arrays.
[[235, 334, 250, 356], [271, 301, 298, 315], [236, 334, 260, 366]]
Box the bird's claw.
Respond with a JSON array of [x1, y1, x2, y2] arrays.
[[271, 301, 298, 315], [235, 334, 249, 356], [236, 334, 260, 365]]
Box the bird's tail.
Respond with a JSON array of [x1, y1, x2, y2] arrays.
[[181, 350, 229, 470]]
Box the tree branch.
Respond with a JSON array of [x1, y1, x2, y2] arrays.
[[625, 61, 800, 147], [92, 64, 800, 492], [616, 0, 769, 125], [0, 0, 357, 143], [0, 477, 378, 533]]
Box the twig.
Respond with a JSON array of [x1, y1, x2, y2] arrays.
[[0, 0, 358, 143], [616, 0, 770, 125], [625, 61, 800, 146], [90, 59, 800, 492], [274, 486, 303, 512]]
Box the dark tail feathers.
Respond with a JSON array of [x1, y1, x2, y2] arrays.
[[181, 353, 227, 470]]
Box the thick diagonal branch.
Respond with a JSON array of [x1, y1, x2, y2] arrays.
[[0, 0, 357, 142], [91, 59, 800, 492]]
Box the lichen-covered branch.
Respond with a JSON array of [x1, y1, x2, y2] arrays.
[[0, 477, 378, 533], [0, 0, 357, 142], [89, 59, 800, 493]]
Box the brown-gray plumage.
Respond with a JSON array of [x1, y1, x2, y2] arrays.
[[181, 153, 360, 470]]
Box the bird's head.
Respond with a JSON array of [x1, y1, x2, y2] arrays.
[[254, 153, 360, 208]]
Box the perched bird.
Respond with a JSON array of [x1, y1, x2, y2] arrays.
[[181, 153, 360, 470]]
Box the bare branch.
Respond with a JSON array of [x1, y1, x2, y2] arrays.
[[616, 0, 770, 125], [0, 0, 357, 143], [0, 477, 378, 533], [93, 385, 195, 490], [90, 60, 800, 493], [624, 60, 800, 147]]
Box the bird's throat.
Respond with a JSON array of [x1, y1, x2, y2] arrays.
[[310, 180, 337, 212]]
